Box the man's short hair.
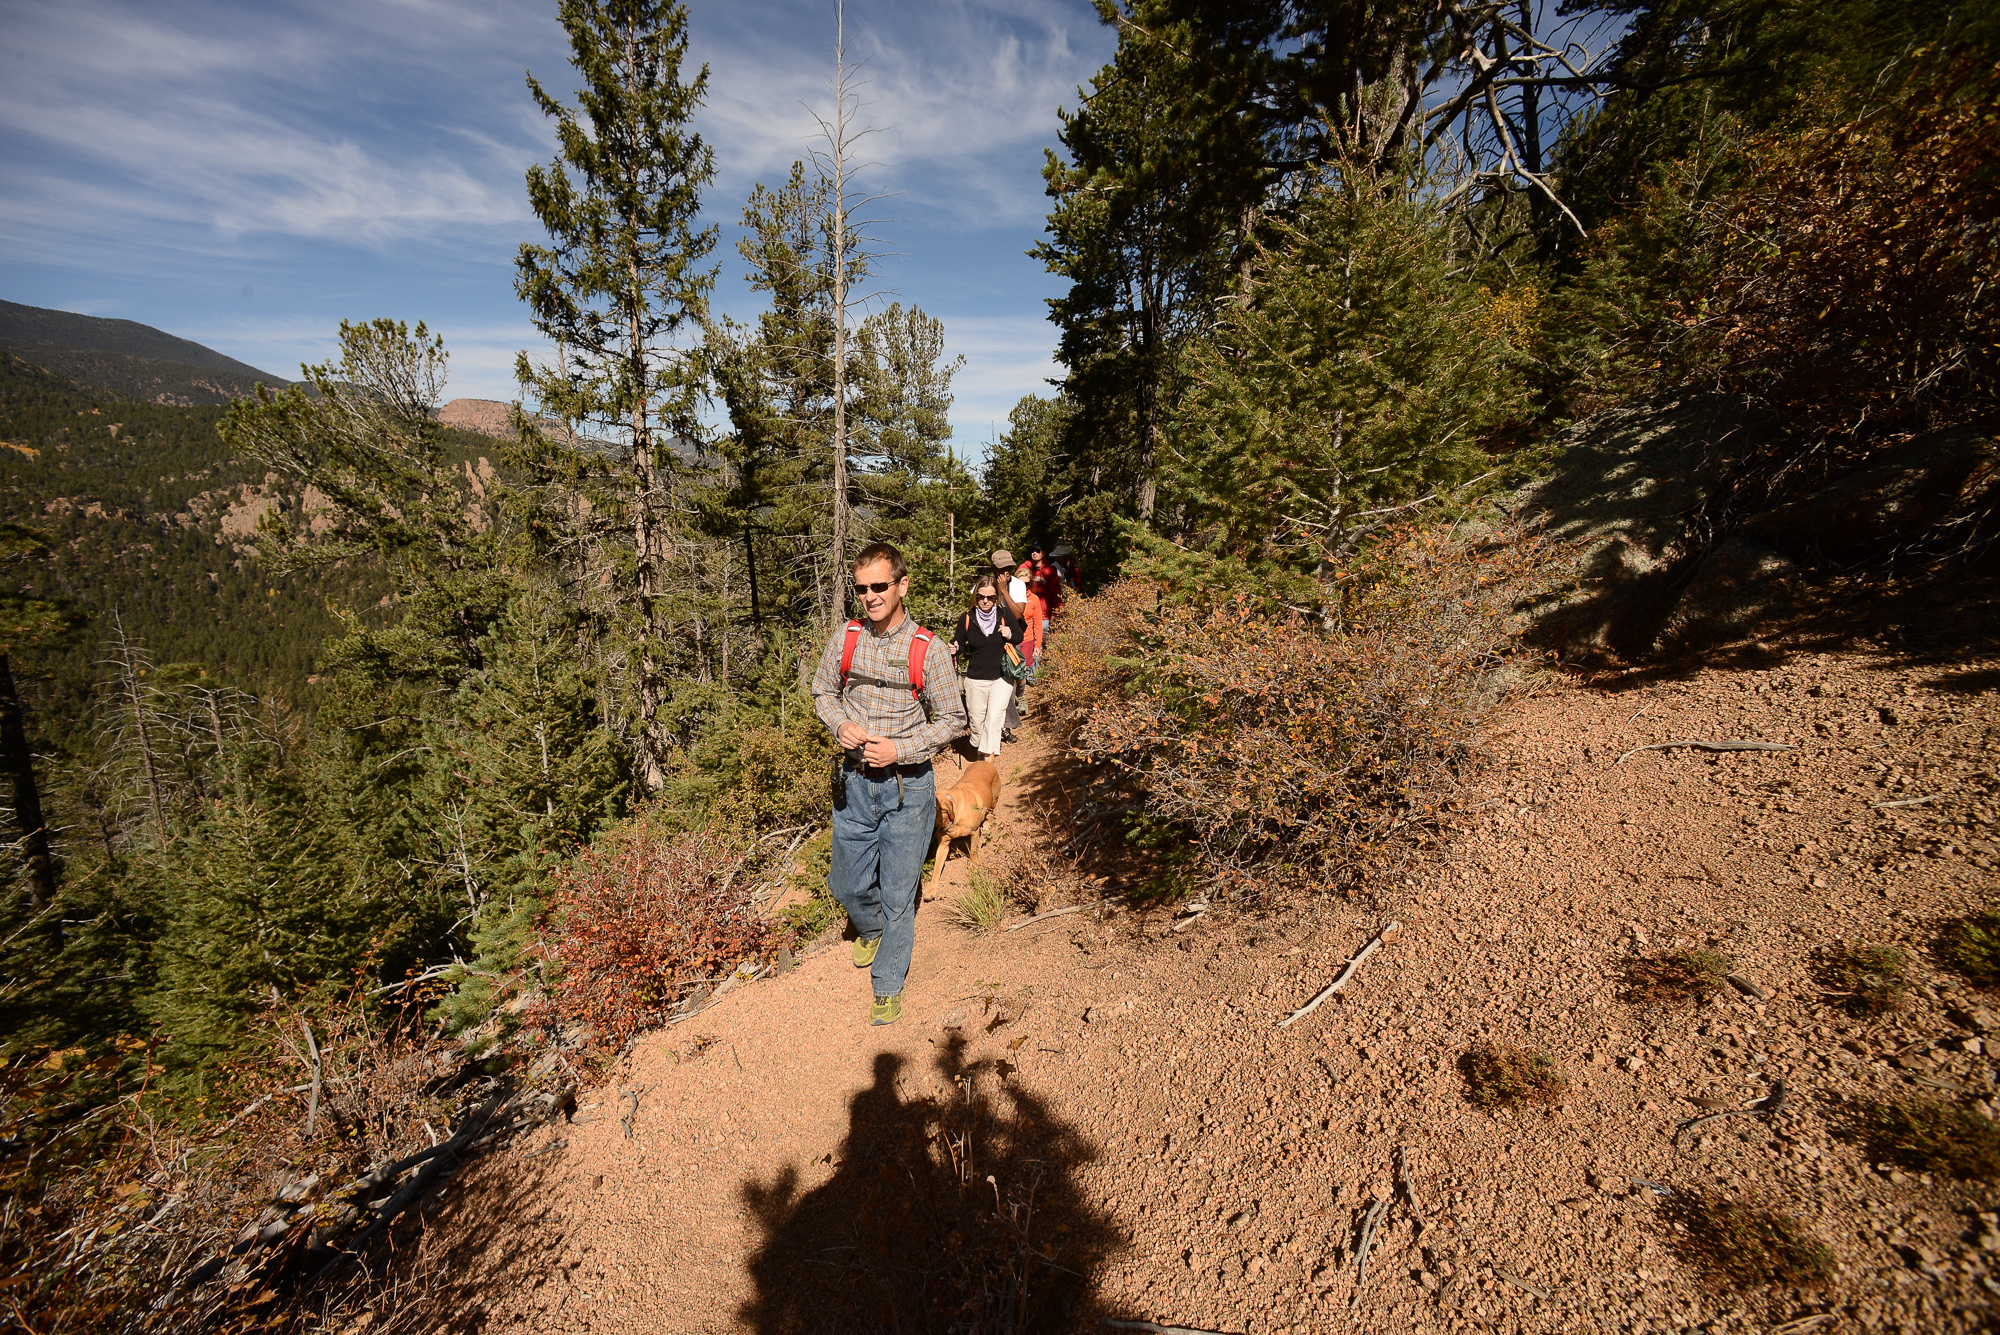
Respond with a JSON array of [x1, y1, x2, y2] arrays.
[[852, 541, 907, 580]]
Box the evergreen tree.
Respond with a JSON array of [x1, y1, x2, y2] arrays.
[[1155, 179, 1531, 595], [707, 164, 843, 629], [514, 0, 718, 789]]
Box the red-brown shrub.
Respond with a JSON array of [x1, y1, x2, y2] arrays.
[[1055, 526, 1549, 897], [535, 816, 771, 1057]]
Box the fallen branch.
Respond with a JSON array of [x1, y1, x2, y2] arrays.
[[1350, 1198, 1390, 1303], [1006, 905, 1084, 932], [620, 1089, 640, 1140], [1673, 1079, 1787, 1153], [300, 1019, 322, 1142], [1616, 740, 1793, 765], [1496, 1266, 1550, 1301], [309, 1088, 508, 1282], [1396, 1145, 1424, 1225], [1872, 795, 1942, 809], [1277, 922, 1399, 1029], [1100, 1320, 1232, 1335], [208, 1082, 314, 1139]]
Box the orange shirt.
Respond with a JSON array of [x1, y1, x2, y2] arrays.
[[1022, 589, 1047, 651]]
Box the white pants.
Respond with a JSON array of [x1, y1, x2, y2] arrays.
[[964, 676, 1013, 755]]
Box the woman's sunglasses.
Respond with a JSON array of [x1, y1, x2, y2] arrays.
[[854, 579, 899, 594], [975, 593, 997, 601]]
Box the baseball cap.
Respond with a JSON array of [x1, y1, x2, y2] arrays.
[[990, 549, 1015, 568]]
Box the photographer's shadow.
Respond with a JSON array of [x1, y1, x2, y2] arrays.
[[738, 1039, 1117, 1333]]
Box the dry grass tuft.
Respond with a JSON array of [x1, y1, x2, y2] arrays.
[[1865, 1096, 2000, 1180], [945, 867, 1011, 935], [1814, 942, 1909, 1015], [1943, 913, 2000, 988], [1621, 949, 1731, 1006], [1662, 1192, 1836, 1291], [1461, 1043, 1567, 1111]]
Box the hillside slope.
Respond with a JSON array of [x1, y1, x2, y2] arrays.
[[0, 298, 287, 405], [416, 637, 1998, 1335]]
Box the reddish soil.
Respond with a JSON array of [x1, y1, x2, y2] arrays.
[[447, 643, 2000, 1335]]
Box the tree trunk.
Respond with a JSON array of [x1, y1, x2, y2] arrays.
[[827, 0, 855, 617], [0, 654, 57, 922]]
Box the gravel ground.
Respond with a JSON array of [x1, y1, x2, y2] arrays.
[[445, 644, 2000, 1335]]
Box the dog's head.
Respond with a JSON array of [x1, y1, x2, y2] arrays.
[[935, 788, 960, 833]]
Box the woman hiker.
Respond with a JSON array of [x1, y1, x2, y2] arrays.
[[948, 574, 1024, 761]]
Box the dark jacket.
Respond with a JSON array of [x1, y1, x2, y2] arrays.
[[949, 607, 1024, 681]]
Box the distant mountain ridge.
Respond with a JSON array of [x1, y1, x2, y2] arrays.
[[0, 298, 287, 406]]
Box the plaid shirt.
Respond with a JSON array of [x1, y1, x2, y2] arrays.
[[812, 613, 968, 765]]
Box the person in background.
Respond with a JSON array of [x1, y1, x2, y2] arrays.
[[1051, 542, 1081, 597], [810, 541, 968, 1026], [1016, 559, 1048, 672], [995, 548, 1028, 736], [1028, 540, 1063, 619], [947, 575, 1022, 761], [991, 548, 1024, 622]]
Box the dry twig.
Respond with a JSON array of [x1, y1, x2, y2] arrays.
[[1725, 974, 1771, 1001], [620, 1089, 641, 1140], [1616, 740, 1793, 765], [1278, 922, 1398, 1028], [1005, 904, 1084, 932], [1497, 1266, 1551, 1301], [1100, 1320, 1232, 1335], [1351, 1198, 1390, 1305], [1673, 1080, 1788, 1154]]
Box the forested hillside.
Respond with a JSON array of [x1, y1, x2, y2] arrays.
[[0, 298, 288, 405], [0, 353, 360, 698]]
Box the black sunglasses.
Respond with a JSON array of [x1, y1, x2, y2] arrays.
[[853, 579, 900, 594]]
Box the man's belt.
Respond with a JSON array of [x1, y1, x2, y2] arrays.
[[845, 756, 933, 778]]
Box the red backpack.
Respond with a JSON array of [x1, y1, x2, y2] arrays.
[[838, 619, 935, 704]]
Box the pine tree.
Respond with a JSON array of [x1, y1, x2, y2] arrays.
[[707, 164, 843, 629], [1156, 181, 1530, 589], [514, 0, 718, 790]]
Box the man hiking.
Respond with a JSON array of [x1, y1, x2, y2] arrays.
[[811, 541, 968, 1025]]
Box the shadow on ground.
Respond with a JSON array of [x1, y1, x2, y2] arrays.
[[738, 1039, 1118, 1334], [1514, 392, 2000, 676]]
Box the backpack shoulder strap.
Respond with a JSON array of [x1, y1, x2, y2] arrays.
[[907, 625, 933, 699], [837, 620, 863, 689]]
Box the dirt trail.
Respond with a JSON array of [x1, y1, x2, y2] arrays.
[[449, 644, 2000, 1335]]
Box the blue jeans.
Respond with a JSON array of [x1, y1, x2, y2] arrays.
[[829, 763, 935, 997]]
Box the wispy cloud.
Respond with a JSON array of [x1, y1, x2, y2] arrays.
[[0, 0, 1113, 436]]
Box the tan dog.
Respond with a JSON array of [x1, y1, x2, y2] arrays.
[[928, 760, 1000, 895]]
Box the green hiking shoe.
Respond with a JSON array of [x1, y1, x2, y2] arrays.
[[870, 993, 903, 1026], [852, 935, 881, 969]]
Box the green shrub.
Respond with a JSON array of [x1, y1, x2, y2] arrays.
[[1866, 1096, 2000, 1180], [1815, 942, 1909, 1015], [781, 888, 846, 946], [1461, 1043, 1567, 1111], [1622, 949, 1732, 1006], [1663, 1192, 1836, 1291], [1944, 914, 2000, 987]]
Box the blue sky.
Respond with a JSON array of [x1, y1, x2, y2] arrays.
[[0, 0, 1115, 453]]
